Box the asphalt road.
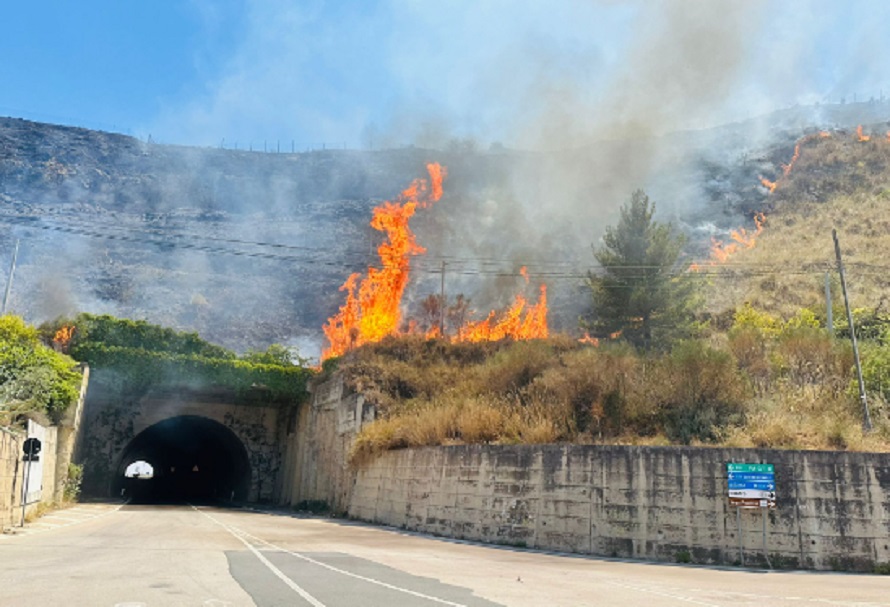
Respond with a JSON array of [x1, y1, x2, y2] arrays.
[[0, 502, 888, 607]]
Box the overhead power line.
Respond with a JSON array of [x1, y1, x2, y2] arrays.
[[0, 212, 884, 285]]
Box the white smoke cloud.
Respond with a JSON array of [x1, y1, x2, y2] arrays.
[[152, 0, 890, 149], [136, 0, 890, 339]]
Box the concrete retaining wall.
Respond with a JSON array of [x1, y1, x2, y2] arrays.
[[347, 444, 890, 571], [280, 375, 890, 571], [278, 374, 374, 508]]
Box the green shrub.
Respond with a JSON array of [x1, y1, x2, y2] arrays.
[[656, 341, 748, 444], [0, 315, 82, 424], [774, 325, 851, 394], [64, 463, 83, 502]]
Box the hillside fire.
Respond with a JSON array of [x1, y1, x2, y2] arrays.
[[857, 125, 871, 142], [761, 131, 832, 195], [322, 164, 548, 361], [52, 325, 75, 353], [709, 212, 766, 263]]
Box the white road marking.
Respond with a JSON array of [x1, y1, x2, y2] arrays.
[[194, 507, 327, 607], [200, 508, 471, 607], [39, 515, 91, 522], [1, 503, 124, 539], [197, 506, 474, 606], [604, 580, 728, 607]]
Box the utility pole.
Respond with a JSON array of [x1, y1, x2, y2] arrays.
[[2, 239, 19, 315], [833, 229, 872, 431], [439, 261, 446, 337]]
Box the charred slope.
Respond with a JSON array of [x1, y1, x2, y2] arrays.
[[1, 105, 888, 355]]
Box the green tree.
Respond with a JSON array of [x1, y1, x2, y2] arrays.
[[585, 190, 698, 350]]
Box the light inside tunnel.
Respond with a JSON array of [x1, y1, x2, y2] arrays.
[[124, 460, 154, 479], [113, 415, 251, 503]]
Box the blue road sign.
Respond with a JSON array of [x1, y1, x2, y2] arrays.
[[728, 480, 775, 490], [727, 473, 773, 481], [726, 463, 777, 508]]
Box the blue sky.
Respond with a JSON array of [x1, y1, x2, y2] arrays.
[[2, 1, 889, 149]]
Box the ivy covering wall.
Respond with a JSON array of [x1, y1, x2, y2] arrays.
[[45, 314, 313, 407]]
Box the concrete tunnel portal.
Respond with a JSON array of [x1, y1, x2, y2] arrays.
[[114, 415, 251, 503]]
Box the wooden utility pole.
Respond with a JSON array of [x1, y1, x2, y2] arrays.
[[833, 229, 872, 431]]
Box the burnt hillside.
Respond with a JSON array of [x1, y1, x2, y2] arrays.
[[1, 105, 888, 356]]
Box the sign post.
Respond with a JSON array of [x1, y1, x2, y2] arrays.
[[20, 437, 41, 527], [727, 462, 775, 568]]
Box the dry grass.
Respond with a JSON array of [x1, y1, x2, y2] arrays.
[[345, 328, 890, 464], [703, 131, 890, 319], [704, 192, 890, 320], [345, 139, 890, 462]]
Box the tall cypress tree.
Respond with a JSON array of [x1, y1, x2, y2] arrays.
[[586, 190, 697, 350]]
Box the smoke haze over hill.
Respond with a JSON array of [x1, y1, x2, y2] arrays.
[[4, 1, 890, 357]]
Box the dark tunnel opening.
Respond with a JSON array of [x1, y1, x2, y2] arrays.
[[113, 415, 251, 503]]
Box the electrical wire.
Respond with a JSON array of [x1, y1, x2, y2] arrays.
[[0, 211, 879, 286]]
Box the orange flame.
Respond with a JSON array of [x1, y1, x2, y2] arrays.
[[857, 125, 871, 142], [322, 164, 446, 360], [578, 332, 599, 346], [460, 284, 548, 342], [781, 143, 801, 177], [709, 213, 766, 263], [760, 131, 831, 193], [321, 166, 549, 360], [53, 325, 75, 352]]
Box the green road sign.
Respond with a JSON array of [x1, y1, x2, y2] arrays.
[[726, 463, 774, 474]]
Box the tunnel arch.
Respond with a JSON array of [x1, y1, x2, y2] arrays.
[[113, 415, 251, 503]]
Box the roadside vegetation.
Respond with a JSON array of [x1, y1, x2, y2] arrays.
[[343, 312, 890, 464], [345, 134, 890, 462], [0, 315, 82, 427], [40, 313, 315, 407]]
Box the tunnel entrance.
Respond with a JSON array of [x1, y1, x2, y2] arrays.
[[113, 415, 251, 503]]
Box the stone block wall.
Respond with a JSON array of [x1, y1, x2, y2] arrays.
[[0, 427, 24, 529], [0, 422, 59, 530], [0, 368, 88, 529]]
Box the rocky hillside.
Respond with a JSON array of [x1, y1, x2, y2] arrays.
[[1, 103, 889, 357]]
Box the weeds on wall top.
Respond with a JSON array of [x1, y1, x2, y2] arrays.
[[42, 313, 314, 406]]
